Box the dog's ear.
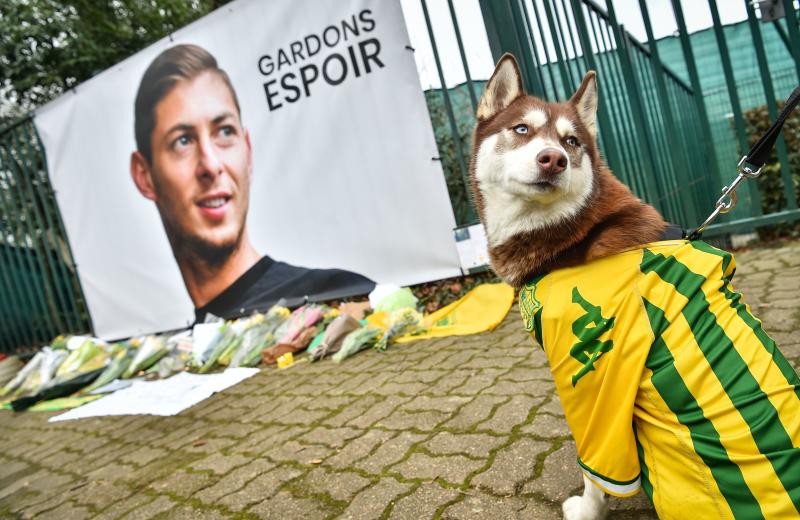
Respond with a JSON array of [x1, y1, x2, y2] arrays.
[[477, 53, 524, 121], [569, 71, 598, 137]]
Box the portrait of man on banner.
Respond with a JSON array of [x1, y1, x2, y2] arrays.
[[129, 44, 375, 322]]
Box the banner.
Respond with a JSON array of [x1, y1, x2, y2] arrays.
[[34, 0, 461, 340]]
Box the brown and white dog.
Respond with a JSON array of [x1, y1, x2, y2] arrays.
[[469, 55, 666, 519], [470, 55, 667, 287], [470, 54, 800, 520]]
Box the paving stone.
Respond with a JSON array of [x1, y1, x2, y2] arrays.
[[229, 424, 294, 454], [443, 395, 507, 430], [538, 393, 565, 416], [452, 369, 506, 395], [71, 479, 133, 511], [522, 441, 582, 501], [249, 490, 329, 519], [218, 466, 304, 511], [120, 495, 176, 519], [297, 426, 363, 448], [478, 395, 541, 433], [424, 432, 506, 458], [17, 493, 78, 518], [321, 395, 382, 428], [759, 307, 798, 333], [91, 493, 156, 520], [301, 468, 372, 501], [442, 493, 551, 520], [86, 462, 136, 482], [339, 478, 413, 520], [356, 431, 427, 473], [504, 366, 552, 382], [163, 505, 231, 519], [608, 491, 657, 513], [25, 471, 75, 494], [121, 450, 205, 488], [195, 459, 276, 503], [182, 436, 238, 454], [387, 482, 461, 520], [264, 440, 334, 465], [207, 421, 262, 440], [346, 396, 410, 429], [120, 445, 170, 466], [392, 452, 485, 485], [401, 395, 472, 413], [190, 453, 251, 475], [301, 395, 355, 411], [426, 372, 470, 395], [378, 409, 450, 431], [325, 429, 395, 469], [521, 413, 572, 438], [36, 501, 91, 520], [348, 372, 398, 395], [471, 438, 550, 494], [460, 355, 520, 370], [149, 469, 217, 497], [372, 381, 430, 396]]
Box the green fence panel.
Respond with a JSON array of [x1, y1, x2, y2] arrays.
[[0, 118, 91, 353]]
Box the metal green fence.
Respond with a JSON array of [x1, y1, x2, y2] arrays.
[[0, 117, 92, 354], [423, 0, 800, 236]]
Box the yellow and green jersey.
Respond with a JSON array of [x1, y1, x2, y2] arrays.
[[520, 240, 800, 518]]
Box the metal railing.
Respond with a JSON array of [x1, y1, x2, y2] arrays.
[[0, 117, 91, 354], [420, 0, 800, 236]]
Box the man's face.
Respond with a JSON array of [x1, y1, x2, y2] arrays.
[[140, 71, 252, 261]]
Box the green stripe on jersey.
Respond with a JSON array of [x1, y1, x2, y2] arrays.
[[690, 241, 800, 395], [642, 249, 800, 514], [642, 298, 762, 518], [633, 424, 654, 504]]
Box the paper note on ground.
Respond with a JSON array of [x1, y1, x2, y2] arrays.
[[49, 368, 259, 422]]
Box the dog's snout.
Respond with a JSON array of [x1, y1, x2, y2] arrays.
[[537, 150, 568, 175]]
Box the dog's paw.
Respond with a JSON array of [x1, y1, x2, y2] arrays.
[[562, 495, 608, 520]]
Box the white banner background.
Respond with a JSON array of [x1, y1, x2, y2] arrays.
[[34, 0, 461, 340]]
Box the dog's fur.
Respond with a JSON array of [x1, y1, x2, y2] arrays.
[[470, 55, 666, 290], [469, 55, 667, 520]]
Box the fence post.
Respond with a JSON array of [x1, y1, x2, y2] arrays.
[[605, 3, 664, 211], [637, 0, 699, 227], [744, 0, 797, 210], [447, 0, 479, 113], [478, 0, 541, 95], [707, 0, 761, 221], [781, 0, 800, 83], [421, 0, 477, 224], [669, 0, 725, 215], [0, 145, 49, 345], [569, 0, 624, 176]]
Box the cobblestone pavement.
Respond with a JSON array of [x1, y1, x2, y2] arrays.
[[2, 240, 800, 519]]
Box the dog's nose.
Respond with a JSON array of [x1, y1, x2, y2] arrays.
[[537, 150, 568, 175]]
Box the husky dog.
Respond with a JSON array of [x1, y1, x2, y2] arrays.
[[470, 54, 800, 520]]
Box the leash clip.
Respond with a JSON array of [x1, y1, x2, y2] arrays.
[[737, 156, 763, 178]]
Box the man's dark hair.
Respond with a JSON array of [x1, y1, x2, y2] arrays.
[[134, 44, 241, 165]]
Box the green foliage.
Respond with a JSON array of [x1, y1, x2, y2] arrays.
[[423, 81, 484, 226], [740, 101, 800, 215], [0, 0, 230, 113]]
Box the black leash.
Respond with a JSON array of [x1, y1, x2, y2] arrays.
[[687, 85, 800, 241]]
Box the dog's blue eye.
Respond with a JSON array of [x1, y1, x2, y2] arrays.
[[514, 125, 529, 135], [565, 136, 579, 146]]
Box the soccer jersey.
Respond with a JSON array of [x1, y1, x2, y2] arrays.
[[519, 240, 800, 518]]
